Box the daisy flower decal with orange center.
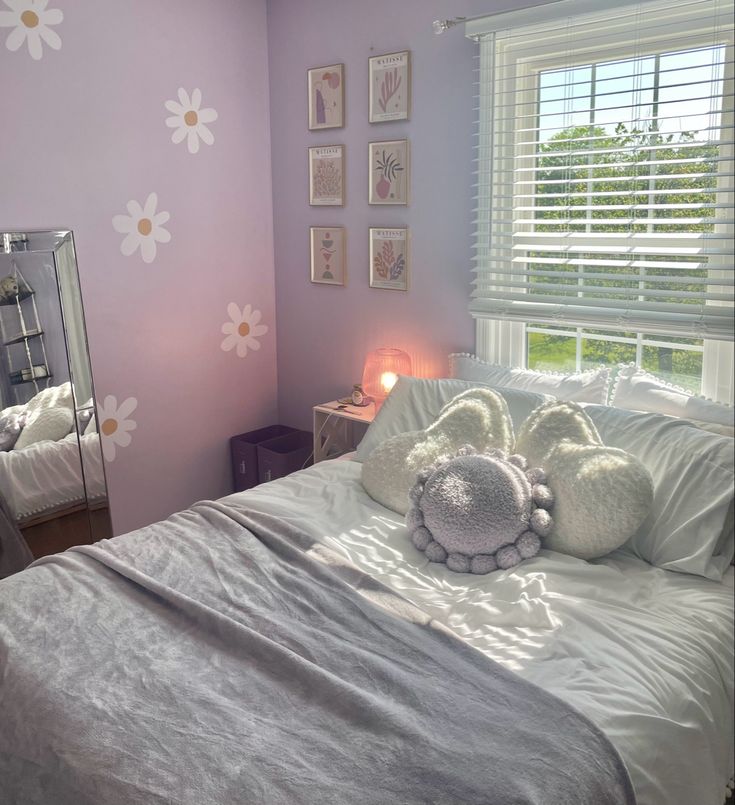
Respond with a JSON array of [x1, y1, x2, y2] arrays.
[[96, 395, 137, 462], [112, 193, 171, 264], [165, 88, 218, 154], [221, 303, 268, 357], [0, 0, 62, 60]]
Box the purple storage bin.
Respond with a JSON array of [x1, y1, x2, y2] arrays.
[[256, 429, 313, 483], [230, 425, 298, 492]]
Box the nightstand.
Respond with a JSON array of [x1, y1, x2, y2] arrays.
[[313, 400, 376, 463]]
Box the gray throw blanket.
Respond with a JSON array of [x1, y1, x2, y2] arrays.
[[0, 501, 636, 805]]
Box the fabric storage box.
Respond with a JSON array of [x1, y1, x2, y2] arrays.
[[256, 429, 313, 483], [230, 426, 298, 492]]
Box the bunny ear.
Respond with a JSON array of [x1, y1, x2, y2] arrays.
[[515, 400, 601, 466], [433, 389, 514, 454]]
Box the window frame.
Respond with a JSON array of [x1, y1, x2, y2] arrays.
[[473, 1, 734, 400]]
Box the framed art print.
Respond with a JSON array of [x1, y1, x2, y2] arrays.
[[308, 145, 345, 206], [368, 140, 409, 205], [310, 227, 346, 286], [369, 227, 409, 291], [369, 51, 411, 123], [307, 64, 344, 130]]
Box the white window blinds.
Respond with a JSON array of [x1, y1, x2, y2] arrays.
[[469, 0, 735, 341]]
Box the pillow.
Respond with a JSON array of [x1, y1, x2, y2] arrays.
[[362, 389, 514, 515], [516, 401, 653, 561], [0, 406, 28, 451], [355, 376, 551, 462], [406, 446, 551, 574], [610, 364, 734, 427], [582, 403, 734, 580], [449, 353, 611, 404], [13, 406, 74, 450], [24, 382, 74, 418]]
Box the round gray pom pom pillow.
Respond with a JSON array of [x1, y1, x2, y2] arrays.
[[406, 446, 554, 574]]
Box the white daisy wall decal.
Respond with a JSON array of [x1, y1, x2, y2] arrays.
[[97, 395, 137, 462], [0, 0, 62, 60], [165, 88, 218, 154], [112, 193, 171, 264], [221, 303, 268, 357]]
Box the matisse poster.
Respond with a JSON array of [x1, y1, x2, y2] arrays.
[[310, 227, 346, 286], [369, 51, 411, 123], [309, 145, 345, 205], [369, 227, 408, 291]]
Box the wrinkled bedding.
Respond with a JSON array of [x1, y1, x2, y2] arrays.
[[0, 431, 106, 520], [226, 460, 735, 805], [0, 502, 635, 805]]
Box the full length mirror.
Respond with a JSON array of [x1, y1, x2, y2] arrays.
[[0, 230, 110, 571]]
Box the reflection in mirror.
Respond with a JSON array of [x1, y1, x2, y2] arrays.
[[0, 231, 111, 574]]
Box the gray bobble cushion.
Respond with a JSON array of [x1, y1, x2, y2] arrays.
[[361, 388, 514, 515], [406, 446, 552, 574], [515, 400, 653, 560]]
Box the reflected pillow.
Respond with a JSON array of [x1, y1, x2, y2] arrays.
[[0, 406, 28, 451], [610, 364, 734, 428], [449, 353, 611, 404]]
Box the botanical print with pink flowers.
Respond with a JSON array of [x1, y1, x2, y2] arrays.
[[369, 227, 408, 291], [369, 51, 410, 123], [369, 139, 409, 205]]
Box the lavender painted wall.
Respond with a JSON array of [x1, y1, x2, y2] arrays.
[[267, 0, 528, 430], [1, 0, 277, 533]]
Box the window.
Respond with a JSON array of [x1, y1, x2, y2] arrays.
[[469, 0, 734, 399]]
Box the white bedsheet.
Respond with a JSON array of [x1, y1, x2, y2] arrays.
[[224, 460, 735, 805], [0, 432, 106, 520]]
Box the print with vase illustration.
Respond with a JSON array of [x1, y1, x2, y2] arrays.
[[368, 140, 409, 205]]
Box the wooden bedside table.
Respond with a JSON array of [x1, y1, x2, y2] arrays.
[[313, 400, 376, 463]]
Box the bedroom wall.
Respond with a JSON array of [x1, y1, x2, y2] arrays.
[[0, 0, 277, 534], [267, 0, 528, 430]]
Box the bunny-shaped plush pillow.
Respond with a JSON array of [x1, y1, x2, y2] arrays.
[[361, 388, 513, 515], [515, 401, 653, 560]]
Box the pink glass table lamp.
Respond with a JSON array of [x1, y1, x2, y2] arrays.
[[362, 348, 412, 409]]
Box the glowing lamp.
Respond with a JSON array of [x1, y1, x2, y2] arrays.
[[362, 348, 412, 408]]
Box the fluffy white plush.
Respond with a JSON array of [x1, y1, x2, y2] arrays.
[[12, 382, 75, 451], [13, 406, 74, 451], [361, 388, 514, 515], [516, 401, 653, 560]]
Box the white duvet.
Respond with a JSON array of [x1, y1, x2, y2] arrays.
[[225, 459, 735, 805], [0, 432, 106, 520]]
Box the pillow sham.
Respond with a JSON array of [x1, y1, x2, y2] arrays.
[[516, 401, 653, 561], [610, 364, 734, 428], [583, 403, 734, 580], [449, 353, 611, 404], [0, 406, 27, 451], [355, 376, 551, 462]]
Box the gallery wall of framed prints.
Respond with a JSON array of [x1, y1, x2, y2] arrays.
[[307, 51, 412, 291]]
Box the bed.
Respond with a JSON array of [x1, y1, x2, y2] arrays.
[[0, 380, 732, 805], [0, 430, 106, 523]]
